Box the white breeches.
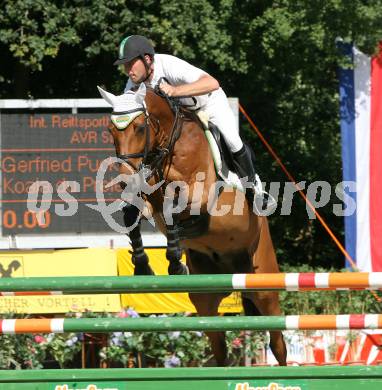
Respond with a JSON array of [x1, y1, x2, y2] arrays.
[[203, 88, 243, 153]]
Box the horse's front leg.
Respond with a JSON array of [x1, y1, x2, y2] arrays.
[[163, 194, 189, 275], [165, 216, 188, 275], [122, 203, 154, 275]]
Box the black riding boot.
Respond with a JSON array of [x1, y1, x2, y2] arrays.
[[233, 145, 265, 211], [233, 145, 257, 192], [233, 145, 275, 213]]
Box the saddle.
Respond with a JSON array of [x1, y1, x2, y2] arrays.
[[196, 111, 250, 192]]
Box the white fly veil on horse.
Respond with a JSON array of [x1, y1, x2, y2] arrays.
[[97, 83, 147, 129]]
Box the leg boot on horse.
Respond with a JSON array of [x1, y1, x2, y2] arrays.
[[122, 204, 154, 275]]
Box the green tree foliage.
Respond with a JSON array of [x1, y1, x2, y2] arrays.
[[1, 1, 382, 268]]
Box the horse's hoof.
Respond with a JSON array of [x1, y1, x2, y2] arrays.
[[168, 262, 189, 275], [134, 263, 155, 276]]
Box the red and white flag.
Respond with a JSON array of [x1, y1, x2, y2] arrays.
[[339, 43, 382, 271]]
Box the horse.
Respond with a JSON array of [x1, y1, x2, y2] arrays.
[[98, 83, 287, 366]]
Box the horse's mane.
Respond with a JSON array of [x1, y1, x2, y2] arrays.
[[147, 86, 204, 126]]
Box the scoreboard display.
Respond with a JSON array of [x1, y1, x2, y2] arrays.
[[0, 113, 139, 235]]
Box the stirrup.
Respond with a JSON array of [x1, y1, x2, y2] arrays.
[[254, 174, 264, 194], [252, 174, 277, 216]]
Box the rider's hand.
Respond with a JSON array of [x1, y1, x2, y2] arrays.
[[159, 82, 177, 97]]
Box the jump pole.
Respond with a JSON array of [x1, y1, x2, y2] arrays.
[[2, 274, 382, 389], [0, 272, 382, 296], [1, 314, 382, 334]]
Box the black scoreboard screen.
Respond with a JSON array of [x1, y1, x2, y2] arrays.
[[0, 113, 137, 235]]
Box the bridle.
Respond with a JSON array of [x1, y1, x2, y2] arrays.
[[112, 91, 184, 182], [113, 107, 153, 171]]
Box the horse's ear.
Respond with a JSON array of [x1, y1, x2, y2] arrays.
[[135, 83, 147, 105], [97, 86, 116, 107]]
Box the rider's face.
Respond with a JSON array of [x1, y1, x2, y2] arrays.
[[124, 57, 148, 83]]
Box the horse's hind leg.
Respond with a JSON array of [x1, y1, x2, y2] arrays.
[[242, 291, 287, 366], [244, 217, 287, 365], [186, 249, 229, 366], [189, 292, 228, 366]]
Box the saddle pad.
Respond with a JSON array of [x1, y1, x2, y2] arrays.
[[204, 131, 244, 192]]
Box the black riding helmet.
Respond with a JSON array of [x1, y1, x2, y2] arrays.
[[114, 35, 155, 65]]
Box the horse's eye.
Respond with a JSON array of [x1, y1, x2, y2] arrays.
[[136, 124, 146, 133]]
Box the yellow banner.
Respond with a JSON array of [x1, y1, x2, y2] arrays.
[[0, 248, 242, 314], [117, 248, 242, 313], [0, 249, 121, 314]]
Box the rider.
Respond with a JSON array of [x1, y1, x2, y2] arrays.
[[114, 34, 268, 204]]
